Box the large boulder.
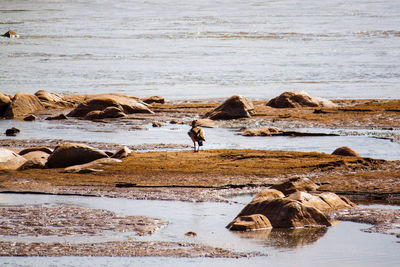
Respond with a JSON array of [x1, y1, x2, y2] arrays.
[[270, 177, 318, 195], [267, 91, 337, 109], [332, 146, 360, 157], [46, 143, 109, 168], [3, 93, 45, 118], [0, 93, 11, 116], [227, 214, 272, 231], [67, 94, 153, 118], [0, 148, 27, 171], [234, 198, 332, 228], [203, 95, 254, 120]]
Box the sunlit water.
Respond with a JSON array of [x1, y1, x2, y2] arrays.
[[1, 0, 400, 100], [1, 118, 400, 160], [0, 193, 399, 267]]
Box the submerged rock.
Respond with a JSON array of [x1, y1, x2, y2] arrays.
[[46, 143, 109, 168], [84, 107, 126, 120], [5, 127, 20, 136], [267, 91, 337, 109], [332, 146, 360, 157], [45, 114, 68, 120], [203, 95, 254, 120], [23, 115, 37, 121]]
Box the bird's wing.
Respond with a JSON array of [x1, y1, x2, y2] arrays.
[[194, 127, 205, 141]]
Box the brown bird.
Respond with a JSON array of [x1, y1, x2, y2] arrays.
[[188, 120, 205, 152]]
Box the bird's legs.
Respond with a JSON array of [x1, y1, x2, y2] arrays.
[[193, 141, 197, 152]]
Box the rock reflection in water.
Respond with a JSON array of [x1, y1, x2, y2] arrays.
[[232, 227, 328, 249]]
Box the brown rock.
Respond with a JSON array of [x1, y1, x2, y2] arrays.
[[23, 115, 37, 121], [287, 191, 331, 212], [19, 151, 49, 170], [34, 90, 73, 108], [45, 114, 68, 120], [227, 214, 272, 231], [242, 127, 282, 136], [67, 94, 153, 117], [5, 127, 20, 136], [141, 96, 165, 104], [112, 146, 132, 159], [19, 147, 53, 156], [234, 198, 332, 228], [192, 118, 216, 128], [4, 93, 45, 118], [267, 91, 337, 109], [252, 189, 285, 202], [0, 148, 27, 171], [203, 95, 254, 120], [332, 146, 360, 157], [270, 177, 318, 196], [84, 107, 126, 120], [2, 30, 19, 38], [62, 157, 122, 173], [317, 192, 356, 210], [0, 93, 11, 116], [46, 143, 109, 168], [152, 122, 163, 127]]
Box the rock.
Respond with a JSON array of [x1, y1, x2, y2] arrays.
[[19, 151, 49, 170], [234, 198, 332, 228], [270, 177, 318, 196], [0, 93, 11, 116], [19, 147, 53, 156], [84, 107, 126, 120], [332, 146, 360, 157], [170, 120, 186, 124], [203, 95, 254, 120], [23, 114, 37, 121], [0, 148, 27, 171], [152, 122, 162, 127], [242, 127, 282, 136], [62, 157, 122, 173], [317, 192, 357, 210], [2, 30, 19, 38], [34, 90, 73, 108], [227, 214, 272, 231], [184, 231, 197, 237], [287, 191, 332, 212], [193, 118, 216, 128], [45, 114, 68, 120], [141, 96, 165, 104], [3, 93, 44, 118], [111, 146, 132, 159], [252, 189, 285, 202], [67, 94, 153, 118], [5, 127, 20, 136], [46, 143, 109, 168], [267, 91, 337, 109]]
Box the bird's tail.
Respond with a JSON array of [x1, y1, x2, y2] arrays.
[[198, 140, 203, 146]]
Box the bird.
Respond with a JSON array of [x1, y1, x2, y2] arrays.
[[188, 120, 205, 152]]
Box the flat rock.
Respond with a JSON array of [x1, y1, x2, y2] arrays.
[[267, 91, 337, 109], [141, 96, 165, 104]]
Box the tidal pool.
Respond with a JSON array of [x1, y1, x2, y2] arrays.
[[0, 193, 399, 266]]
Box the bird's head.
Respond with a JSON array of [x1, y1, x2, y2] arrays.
[[191, 120, 198, 127]]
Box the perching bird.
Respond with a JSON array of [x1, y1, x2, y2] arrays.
[[188, 120, 205, 152]]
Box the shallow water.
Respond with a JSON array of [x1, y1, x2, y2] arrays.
[[1, 118, 400, 160], [1, 0, 400, 100], [0, 193, 399, 266]]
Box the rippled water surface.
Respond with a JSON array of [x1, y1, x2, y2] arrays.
[[1, 0, 400, 99]]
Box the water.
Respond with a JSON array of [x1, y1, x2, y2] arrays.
[[0, 193, 399, 266], [1, 0, 400, 100], [2, 119, 400, 159]]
